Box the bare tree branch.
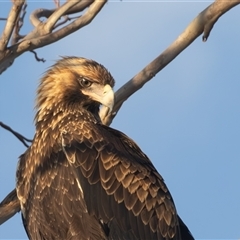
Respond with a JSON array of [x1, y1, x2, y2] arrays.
[[0, 189, 20, 225], [44, 1, 80, 33], [202, 0, 240, 41], [30, 8, 50, 27], [0, 0, 25, 51], [24, 0, 105, 43], [11, 2, 27, 45], [0, 122, 32, 148], [0, 0, 107, 74], [29, 0, 94, 27], [59, 0, 95, 16], [99, 0, 240, 125]]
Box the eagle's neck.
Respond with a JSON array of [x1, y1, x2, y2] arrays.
[[31, 102, 98, 165], [16, 104, 99, 205]]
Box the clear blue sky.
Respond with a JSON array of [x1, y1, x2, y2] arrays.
[[0, 1, 240, 239]]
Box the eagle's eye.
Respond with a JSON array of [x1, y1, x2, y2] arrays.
[[79, 78, 92, 88]]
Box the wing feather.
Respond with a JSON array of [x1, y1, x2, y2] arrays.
[[123, 187, 138, 210], [17, 150, 107, 240], [113, 183, 124, 203], [62, 122, 184, 239]]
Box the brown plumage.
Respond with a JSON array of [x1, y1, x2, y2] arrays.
[[16, 56, 194, 240]]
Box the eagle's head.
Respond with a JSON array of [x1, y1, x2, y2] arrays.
[[35, 57, 115, 124]]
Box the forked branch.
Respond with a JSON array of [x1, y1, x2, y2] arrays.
[[0, 0, 25, 51], [0, 0, 106, 74], [0, 122, 32, 147]]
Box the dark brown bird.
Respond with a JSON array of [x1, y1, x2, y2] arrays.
[[16, 57, 194, 240]]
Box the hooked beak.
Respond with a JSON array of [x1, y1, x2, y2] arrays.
[[101, 84, 114, 112], [82, 84, 114, 112]]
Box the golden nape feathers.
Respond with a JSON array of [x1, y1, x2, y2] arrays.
[[16, 57, 194, 240]]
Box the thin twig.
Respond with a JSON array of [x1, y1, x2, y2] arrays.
[[30, 50, 46, 62], [54, 15, 71, 29], [54, 0, 60, 8], [0, 122, 32, 148], [54, 15, 80, 29]]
